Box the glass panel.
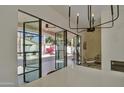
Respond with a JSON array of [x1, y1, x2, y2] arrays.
[[17, 31, 23, 53], [56, 41, 64, 50], [17, 53, 24, 75], [41, 21, 56, 76], [25, 53, 39, 68], [71, 35, 81, 65], [17, 31, 24, 75], [76, 35, 81, 65], [72, 36, 77, 64], [25, 69, 39, 83], [24, 21, 40, 83], [55, 31, 66, 69], [17, 11, 41, 84], [56, 50, 64, 59], [25, 22, 39, 52], [67, 31, 77, 66]]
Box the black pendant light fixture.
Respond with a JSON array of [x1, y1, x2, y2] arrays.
[[68, 5, 119, 33]]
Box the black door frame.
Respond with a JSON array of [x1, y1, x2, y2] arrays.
[[23, 20, 42, 83]]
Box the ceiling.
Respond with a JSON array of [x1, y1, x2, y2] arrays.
[[18, 5, 116, 34], [50, 5, 110, 28], [18, 11, 77, 39], [18, 11, 38, 23]]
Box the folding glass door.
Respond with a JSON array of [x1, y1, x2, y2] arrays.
[[23, 20, 41, 83], [18, 10, 81, 84], [76, 35, 81, 65], [72, 35, 81, 65], [55, 31, 67, 69]]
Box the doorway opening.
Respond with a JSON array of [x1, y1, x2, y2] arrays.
[[82, 28, 101, 69], [17, 11, 41, 84], [17, 10, 81, 85], [67, 32, 81, 66]]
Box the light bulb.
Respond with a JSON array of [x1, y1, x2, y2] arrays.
[[92, 13, 94, 17], [77, 13, 80, 16]]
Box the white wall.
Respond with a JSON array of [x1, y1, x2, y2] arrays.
[[0, 5, 76, 86], [101, 6, 124, 71], [0, 6, 17, 86]]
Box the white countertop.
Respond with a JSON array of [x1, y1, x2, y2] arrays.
[[21, 65, 124, 87]]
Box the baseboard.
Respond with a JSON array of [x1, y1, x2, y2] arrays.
[[0, 82, 17, 87]]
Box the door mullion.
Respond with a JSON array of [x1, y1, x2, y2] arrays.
[[23, 22, 26, 82], [39, 19, 42, 78]]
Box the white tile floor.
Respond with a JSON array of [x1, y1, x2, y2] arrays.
[[17, 55, 74, 85], [21, 65, 124, 87]]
